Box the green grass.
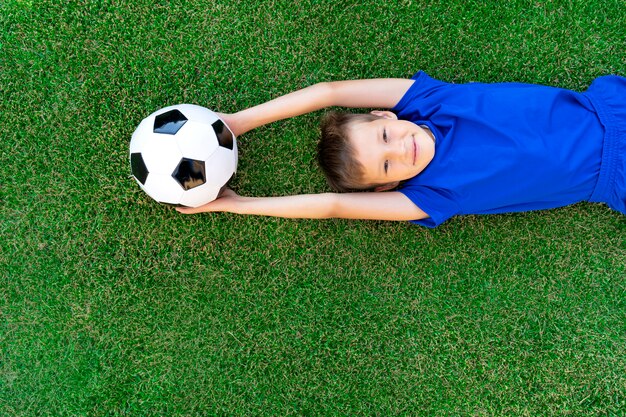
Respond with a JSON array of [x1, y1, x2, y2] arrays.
[[2, 0, 626, 415]]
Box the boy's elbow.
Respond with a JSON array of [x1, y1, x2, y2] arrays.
[[312, 82, 338, 106], [315, 81, 332, 93], [324, 192, 366, 219], [310, 82, 333, 108], [321, 192, 342, 218]]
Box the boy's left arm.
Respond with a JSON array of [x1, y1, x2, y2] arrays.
[[176, 189, 428, 222], [220, 79, 414, 136]]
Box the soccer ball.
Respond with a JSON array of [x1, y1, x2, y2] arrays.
[[129, 104, 238, 207]]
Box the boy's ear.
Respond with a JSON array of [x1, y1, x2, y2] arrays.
[[373, 181, 400, 192], [370, 110, 398, 120]]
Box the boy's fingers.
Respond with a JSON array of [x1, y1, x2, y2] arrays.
[[175, 190, 235, 214], [176, 206, 202, 214]]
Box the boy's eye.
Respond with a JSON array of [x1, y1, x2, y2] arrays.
[[383, 128, 388, 142]]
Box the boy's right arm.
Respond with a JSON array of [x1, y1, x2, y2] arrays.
[[225, 78, 415, 136], [177, 188, 428, 222]]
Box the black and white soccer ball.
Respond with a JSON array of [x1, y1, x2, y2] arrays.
[[129, 104, 237, 207]]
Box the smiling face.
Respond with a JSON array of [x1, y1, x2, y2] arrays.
[[347, 112, 436, 190]]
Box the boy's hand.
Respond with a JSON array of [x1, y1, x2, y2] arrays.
[[216, 112, 241, 137], [176, 188, 240, 215]]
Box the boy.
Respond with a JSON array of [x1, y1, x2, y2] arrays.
[[177, 71, 626, 228]]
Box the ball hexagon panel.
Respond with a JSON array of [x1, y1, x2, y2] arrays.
[[205, 146, 238, 185], [178, 182, 221, 207], [174, 120, 219, 161], [140, 134, 183, 175], [129, 116, 157, 154], [142, 173, 184, 204]]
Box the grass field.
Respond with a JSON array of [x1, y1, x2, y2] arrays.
[[2, 0, 626, 415]]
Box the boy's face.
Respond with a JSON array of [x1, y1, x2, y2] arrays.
[[348, 112, 435, 190]]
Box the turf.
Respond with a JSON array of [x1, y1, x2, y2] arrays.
[[1, 0, 625, 415]]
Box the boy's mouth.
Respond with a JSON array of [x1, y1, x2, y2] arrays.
[[412, 136, 417, 165]]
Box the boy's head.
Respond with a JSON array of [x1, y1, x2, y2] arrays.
[[317, 112, 378, 192], [318, 111, 435, 192]]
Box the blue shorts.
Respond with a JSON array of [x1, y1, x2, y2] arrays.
[[586, 75, 626, 214]]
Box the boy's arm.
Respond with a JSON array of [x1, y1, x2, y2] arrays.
[[225, 79, 414, 136], [176, 189, 428, 222]]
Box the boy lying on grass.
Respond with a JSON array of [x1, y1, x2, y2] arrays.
[[177, 71, 626, 228]]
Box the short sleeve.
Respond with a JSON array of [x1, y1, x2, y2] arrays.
[[392, 71, 449, 116], [398, 185, 461, 228]]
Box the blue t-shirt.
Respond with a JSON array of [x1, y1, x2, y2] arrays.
[[392, 71, 604, 228]]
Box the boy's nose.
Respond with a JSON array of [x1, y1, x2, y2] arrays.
[[390, 138, 405, 158]]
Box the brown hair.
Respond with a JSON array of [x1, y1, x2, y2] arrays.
[[317, 111, 380, 192]]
